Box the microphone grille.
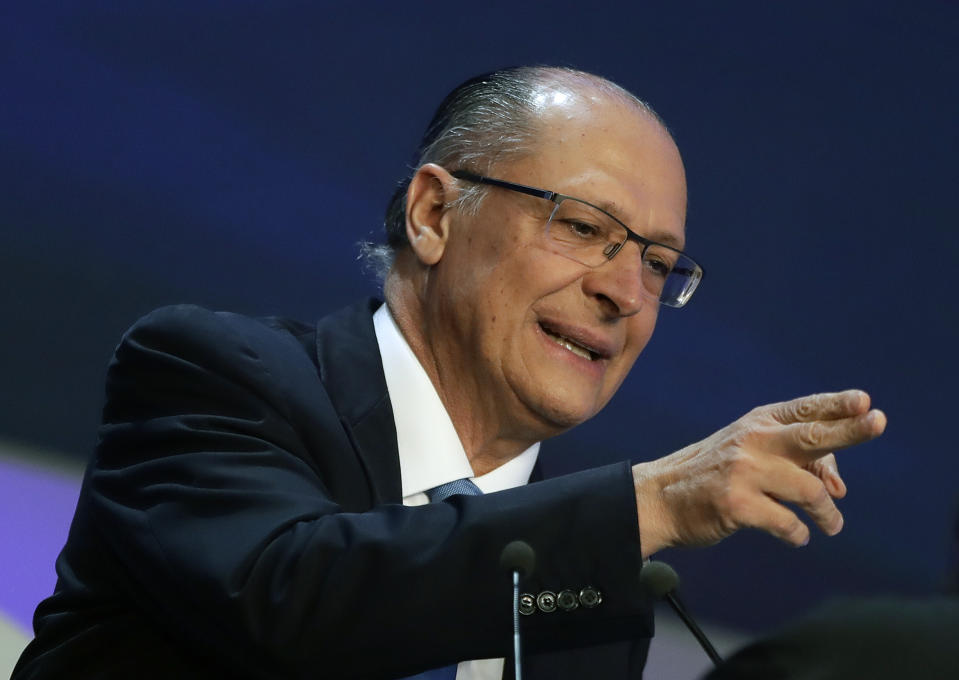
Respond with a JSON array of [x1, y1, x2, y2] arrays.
[[640, 560, 680, 599], [499, 540, 536, 578]]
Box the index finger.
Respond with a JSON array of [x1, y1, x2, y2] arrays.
[[767, 390, 871, 425], [783, 409, 887, 461]]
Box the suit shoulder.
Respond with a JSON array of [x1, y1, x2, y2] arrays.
[[127, 303, 307, 341], [124, 304, 309, 354], [113, 304, 319, 386]]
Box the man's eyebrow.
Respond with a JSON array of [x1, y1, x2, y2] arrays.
[[592, 199, 686, 250], [645, 229, 685, 249]]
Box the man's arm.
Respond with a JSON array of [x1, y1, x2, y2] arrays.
[[633, 390, 886, 557], [82, 305, 651, 679]]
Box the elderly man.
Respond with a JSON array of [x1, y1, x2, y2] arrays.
[[14, 67, 885, 680]]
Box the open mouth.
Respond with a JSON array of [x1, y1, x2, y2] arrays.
[[539, 323, 600, 361]]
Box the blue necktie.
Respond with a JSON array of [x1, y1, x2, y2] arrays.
[[399, 478, 482, 680], [426, 477, 481, 503]]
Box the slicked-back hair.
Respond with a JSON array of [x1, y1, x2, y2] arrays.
[[364, 66, 663, 279]]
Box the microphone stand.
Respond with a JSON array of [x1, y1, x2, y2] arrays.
[[511, 570, 523, 680], [664, 590, 723, 666]]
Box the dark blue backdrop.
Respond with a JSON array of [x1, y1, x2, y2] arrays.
[[2, 0, 957, 633]]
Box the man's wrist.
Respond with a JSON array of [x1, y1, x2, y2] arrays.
[[632, 460, 673, 559]]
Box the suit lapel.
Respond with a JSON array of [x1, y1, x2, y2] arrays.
[[313, 299, 402, 505]]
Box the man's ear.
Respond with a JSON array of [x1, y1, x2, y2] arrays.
[[405, 163, 457, 266]]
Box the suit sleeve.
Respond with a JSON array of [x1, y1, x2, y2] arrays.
[[89, 305, 653, 679]]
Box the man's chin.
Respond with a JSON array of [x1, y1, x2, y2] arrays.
[[525, 395, 603, 437], [506, 369, 608, 437]]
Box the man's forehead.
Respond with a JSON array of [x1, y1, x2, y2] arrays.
[[523, 85, 676, 166], [508, 94, 688, 246]]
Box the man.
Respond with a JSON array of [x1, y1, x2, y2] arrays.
[[14, 67, 885, 679]]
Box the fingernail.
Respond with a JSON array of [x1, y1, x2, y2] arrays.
[[799, 535, 809, 547]]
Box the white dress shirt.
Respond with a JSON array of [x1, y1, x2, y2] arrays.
[[373, 303, 539, 680]]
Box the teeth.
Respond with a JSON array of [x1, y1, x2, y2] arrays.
[[545, 330, 594, 361]]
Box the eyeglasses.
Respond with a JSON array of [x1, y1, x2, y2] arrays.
[[450, 171, 704, 308]]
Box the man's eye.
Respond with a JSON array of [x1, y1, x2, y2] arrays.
[[643, 256, 672, 278], [564, 220, 601, 239]]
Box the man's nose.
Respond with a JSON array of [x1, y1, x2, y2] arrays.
[[581, 243, 648, 317]]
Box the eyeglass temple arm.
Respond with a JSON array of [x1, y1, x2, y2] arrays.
[[450, 170, 557, 201]]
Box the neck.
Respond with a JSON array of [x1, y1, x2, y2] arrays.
[[385, 257, 539, 476]]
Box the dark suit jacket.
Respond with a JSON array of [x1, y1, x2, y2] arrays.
[[14, 300, 654, 679]]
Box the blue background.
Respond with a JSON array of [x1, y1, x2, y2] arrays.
[[2, 0, 957, 634]]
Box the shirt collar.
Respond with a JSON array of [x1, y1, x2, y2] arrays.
[[373, 303, 539, 498]]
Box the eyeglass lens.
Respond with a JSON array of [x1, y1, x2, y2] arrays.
[[544, 197, 700, 307]]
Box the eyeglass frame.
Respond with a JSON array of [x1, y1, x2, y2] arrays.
[[449, 169, 705, 308]]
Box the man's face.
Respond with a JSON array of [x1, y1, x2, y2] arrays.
[[421, 92, 688, 442]]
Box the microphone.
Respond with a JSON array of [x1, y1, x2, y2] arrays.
[[500, 540, 536, 577], [641, 560, 723, 666], [500, 541, 536, 680]]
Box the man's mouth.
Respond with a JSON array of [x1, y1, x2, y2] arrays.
[[540, 323, 600, 361]]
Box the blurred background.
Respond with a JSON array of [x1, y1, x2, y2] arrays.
[[2, 1, 957, 677]]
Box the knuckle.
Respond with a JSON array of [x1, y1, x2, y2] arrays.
[[787, 521, 809, 545], [745, 404, 778, 426], [796, 399, 816, 419], [725, 448, 758, 479], [727, 421, 762, 449], [798, 421, 826, 449], [800, 482, 830, 508], [804, 458, 825, 476], [717, 511, 740, 537], [716, 487, 750, 524], [775, 515, 804, 541]]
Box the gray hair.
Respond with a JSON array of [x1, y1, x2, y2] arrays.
[[361, 66, 663, 281]]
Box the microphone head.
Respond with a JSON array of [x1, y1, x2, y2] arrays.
[[640, 560, 680, 599], [499, 540, 536, 578]]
